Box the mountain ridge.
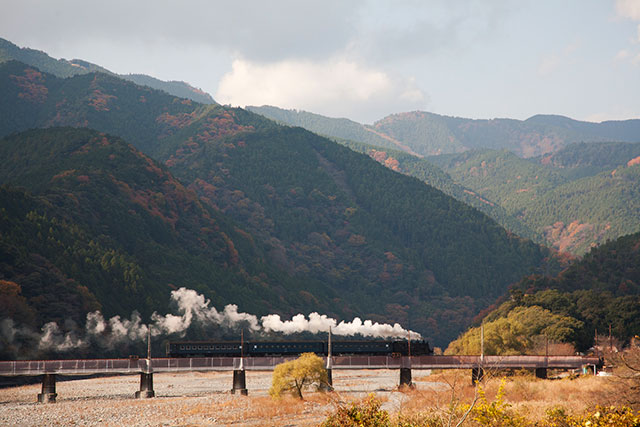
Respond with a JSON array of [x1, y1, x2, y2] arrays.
[[249, 105, 640, 159], [0, 37, 215, 105]]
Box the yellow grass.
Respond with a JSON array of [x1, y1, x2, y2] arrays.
[[396, 369, 627, 423], [181, 393, 335, 425]]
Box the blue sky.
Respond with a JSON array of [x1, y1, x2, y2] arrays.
[[1, 0, 639, 123]]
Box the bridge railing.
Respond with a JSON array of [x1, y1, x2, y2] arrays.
[[0, 355, 602, 376], [0, 358, 148, 376]]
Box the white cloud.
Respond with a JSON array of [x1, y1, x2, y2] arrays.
[[614, 48, 640, 66], [616, 0, 640, 42], [616, 0, 640, 21], [537, 43, 579, 77], [615, 49, 631, 61], [537, 54, 562, 77], [215, 58, 427, 123], [0, 0, 360, 63]]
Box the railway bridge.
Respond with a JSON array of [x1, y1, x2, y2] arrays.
[[0, 355, 602, 402]]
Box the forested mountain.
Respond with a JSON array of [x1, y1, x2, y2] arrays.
[[447, 231, 640, 354], [429, 146, 640, 254], [0, 128, 314, 327], [249, 104, 640, 159], [246, 105, 406, 152], [535, 141, 640, 179], [249, 105, 539, 241], [0, 37, 215, 104], [0, 61, 554, 347], [372, 111, 640, 158], [249, 105, 640, 251], [428, 149, 568, 213], [339, 141, 539, 242], [122, 73, 214, 104]]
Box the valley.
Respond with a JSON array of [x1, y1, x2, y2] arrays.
[[0, 37, 638, 370], [1, 2, 639, 424]]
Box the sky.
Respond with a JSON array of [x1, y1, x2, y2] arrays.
[[1, 0, 639, 124]]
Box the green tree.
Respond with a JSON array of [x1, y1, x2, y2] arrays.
[[269, 352, 328, 399], [445, 306, 583, 355]]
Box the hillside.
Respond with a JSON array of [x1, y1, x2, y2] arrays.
[[447, 231, 640, 354], [427, 149, 568, 214], [0, 37, 215, 104], [249, 105, 539, 241], [0, 60, 226, 157], [429, 146, 640, 254], [0, 128, 318, 331], [535, 141, 640, 179], [246, 105, 420, 154], [248, 105, 640, 251], [340, 141, 539, 242], [0, 62, 556, 347], [372, 111, 640, 158]]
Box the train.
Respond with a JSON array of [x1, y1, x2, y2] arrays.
[[166, 339, 432, 358]]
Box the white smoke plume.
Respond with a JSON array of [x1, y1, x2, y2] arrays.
[[150, 288, 260, 335], [261, 312, 421, 339], [3, 287, 420, 354], [39, 322, 85, 351]]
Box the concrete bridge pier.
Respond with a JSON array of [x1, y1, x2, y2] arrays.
[[320, 368, 333, 392], [37, 374, 57, 403], [231, 370, 248, 395], [399, 368, 413, 388], [399, 356, 414, 388], [535, 367, 547, 379], [471, 367, 484, 384], [135, 372, 155, 398], [322, 354, 333, 392]]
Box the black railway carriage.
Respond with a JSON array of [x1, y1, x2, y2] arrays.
[[166, 340, 432, 358]]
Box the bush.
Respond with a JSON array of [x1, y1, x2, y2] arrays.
[[468, 379, 527, 427], [322, 394, 390, 427], [544, 405, 640, 427]]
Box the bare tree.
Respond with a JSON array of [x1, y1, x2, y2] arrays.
[[607, 343, 640, 406]]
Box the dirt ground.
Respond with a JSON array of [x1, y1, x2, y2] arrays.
[[1, 368, 623, 426], [0, 369, 443, 426]]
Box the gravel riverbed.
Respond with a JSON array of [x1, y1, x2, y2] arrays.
[[1, 369, 442, 426]]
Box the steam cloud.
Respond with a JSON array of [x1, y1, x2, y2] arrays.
[[2, 287, 420, 353], [261, 312, 417, 338]]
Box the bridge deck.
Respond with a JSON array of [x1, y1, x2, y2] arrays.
[[0, 355, 601, 376]]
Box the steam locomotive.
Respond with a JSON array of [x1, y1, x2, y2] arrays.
[[166, 340, 432, 358]]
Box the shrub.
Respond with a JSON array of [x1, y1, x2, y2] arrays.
[[322, 394, 390, 427], [468, 378, 527, 427], [544, 405, 640, 427]]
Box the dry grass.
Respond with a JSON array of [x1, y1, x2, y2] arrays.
[[180, 393, 335, 425], [395, 369, 626, 423]]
